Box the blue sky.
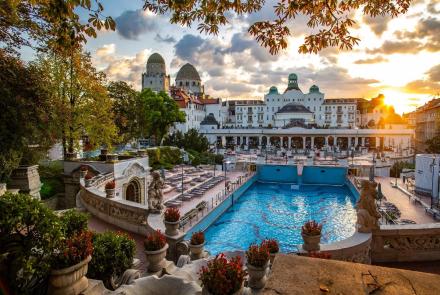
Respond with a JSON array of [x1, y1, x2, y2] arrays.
[[32, 0, 440, 114]]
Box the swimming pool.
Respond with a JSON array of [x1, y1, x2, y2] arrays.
[[203, 181, 358, 254]]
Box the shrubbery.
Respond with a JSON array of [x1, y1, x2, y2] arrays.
[[60, 209, 89, 238], [147, 146, 182, 170], [0, 193, 63, 294], [390, 161, 415, 178], [88, 231, 136, 289]]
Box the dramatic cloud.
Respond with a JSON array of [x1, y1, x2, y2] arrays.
[[154, 34, 176, 43], [367, 40, 423, 54], [354, 56, 388, 64], [403, 80, 439, 94], [427, 64, 440, 81], [363, 15, 391, 36], [174, 34, 205, 63], [115, 10, 157, 40], [96, 44, 115, 57]]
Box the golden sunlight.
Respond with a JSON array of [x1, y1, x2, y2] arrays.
[[380, 89, 428, 114]]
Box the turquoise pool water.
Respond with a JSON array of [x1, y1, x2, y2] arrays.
[[204, 181, 357, 254]]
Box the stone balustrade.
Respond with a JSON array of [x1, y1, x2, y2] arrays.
[[79, 183, 150, 235], [371, 223, 440, 263], [88, 172, 115, 189]]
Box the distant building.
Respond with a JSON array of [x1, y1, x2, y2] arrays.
[[409, 98, 440, 152], [141, 53, 170, 92], [415, 154, 440, 203]]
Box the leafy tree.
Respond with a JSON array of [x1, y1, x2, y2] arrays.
[[138, 89, 185, 145], [165, 129, 209, 153], [0, 49, 57, 181], [108, 81, 141, 143], [143, 0, 412, 54], [0, 193, 63, 294], [0, 0, 114, 53], [34, 49, 118, 156]]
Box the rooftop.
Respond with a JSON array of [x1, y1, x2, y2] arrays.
[[176, 63, 201, 81], [276, 102, 312, 114]]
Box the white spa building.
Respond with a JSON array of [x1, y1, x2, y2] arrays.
[[141, 53, 414, 151]]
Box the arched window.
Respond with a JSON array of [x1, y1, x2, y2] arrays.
[[125, 179, 141, 203]]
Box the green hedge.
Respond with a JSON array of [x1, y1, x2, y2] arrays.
[[147, 146, 182, 170], [88, 231, 136, 290]]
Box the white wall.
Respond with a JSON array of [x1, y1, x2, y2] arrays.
[[415, 154, 440, 198]]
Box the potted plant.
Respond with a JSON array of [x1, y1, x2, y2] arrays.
[[199, 254, 245, 295], [301, 220, 322, 251], [84, 173, 93, 187], [262, 239, 279, 265], [189, 231, 205, 259], [144, 230, 168, 272], [245, 243, 269, 289], [79, 165, 88, 178], [163, 207, 180, 236], [105, 180, 116, 198], [49, 230, 93, 295]]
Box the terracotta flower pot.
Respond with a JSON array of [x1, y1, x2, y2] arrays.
[[302, 233, 321, 251], [247, 262, 268, 289], [48, 256, 91, 295], [164, 220, 180, 236], [145, 244, 168, 272], [189, 242, 205, 259], [106, 188, 115, 198]]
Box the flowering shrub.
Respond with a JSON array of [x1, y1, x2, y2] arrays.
[[55, 230, 94, 269], [85, 173, 93, 180], [144, 230, 167, 251], [105, 180, 115, 190], [262, 239, 279, 254], [301, 220, 322, 236], [190, 231, 205, 245], [307, 251, 332, 259], [246, 243, 269, 267], [199, 254, 245, 295], [164, 207, 180, 222], [60, 209, 89, 238]]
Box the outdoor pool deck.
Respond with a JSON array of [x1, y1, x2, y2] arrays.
[[375, 176, 436, 224]]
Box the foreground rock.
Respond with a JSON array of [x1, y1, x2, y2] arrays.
[[263, 254, 440, 295]]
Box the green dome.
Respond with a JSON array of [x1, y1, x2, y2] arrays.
[[288, 73, 298, 80], [176, 63, 201, 81], [309, 85, 320, 93], [147, 53, 165, 64], [269, 86, 279, 94]]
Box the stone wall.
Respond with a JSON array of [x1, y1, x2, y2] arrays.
[[372, 223, 440, 263]]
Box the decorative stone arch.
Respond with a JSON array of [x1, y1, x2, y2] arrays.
[[71, 164, 102, 179], [122, 162, 146, 178], [123, 177, 145, 204]]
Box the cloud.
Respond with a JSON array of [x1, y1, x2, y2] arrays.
[[403, 80, 439, 94], [174, 34, 205, 63], [427, 64, 440, 82], [115, 10, 157, 40], [154, 34, 176, 43], [366, 40, 423, 54], [96, 44, 115, 57], [363, 15, 391, 36], [428, 1, 440, 14], [354, 56, 388, 64]]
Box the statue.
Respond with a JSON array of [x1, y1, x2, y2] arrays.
[[148, 171, 165, 213], [356, 180, 381, 233]]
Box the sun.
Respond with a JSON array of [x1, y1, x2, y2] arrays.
[[380, 89, 424, 114]]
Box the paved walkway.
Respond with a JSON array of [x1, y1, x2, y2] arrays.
[[375, 177, 435, 224]]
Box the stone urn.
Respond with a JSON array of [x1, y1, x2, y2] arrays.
[[106, 188, 115, 198], [48, 256, 91, 295], [65, 152, 77, 160], [138, 150, 147, 157], [247, 262, 268, 289], [189, 242, 205, 260], [164, 220, 180, 236], [202, 283, 244, 295], [301, 233, 321, 251], [145, 244, 169, 272], [100, 148, 108, 156], [106, 154, 118, 163], [269, 251, 278, 265]]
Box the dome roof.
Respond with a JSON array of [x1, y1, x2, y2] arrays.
[[276, 103, 312, 114], [176, 63, 201, 81], [200, 113, 219, 125], [309, 85, 320, 93], [147, 53, 165, 64], [288, 73, 298, 80], [268, 86, 279, 94]]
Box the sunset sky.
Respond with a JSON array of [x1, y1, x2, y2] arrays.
[[30, 0, 439, 114]]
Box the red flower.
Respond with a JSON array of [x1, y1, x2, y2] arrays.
[[262, 239, 279, 254], [144, 230, 167, 251], [164, 207, 180, 222]]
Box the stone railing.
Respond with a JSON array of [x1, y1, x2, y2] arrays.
[[88, 172, 114, 189], [298, 232, 372, 264], [79, 183, 149, 235], [371, 223, 440, 263]]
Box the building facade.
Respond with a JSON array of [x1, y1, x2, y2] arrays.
[[409, 98, 440, 152], [141, 53, 170, 92]]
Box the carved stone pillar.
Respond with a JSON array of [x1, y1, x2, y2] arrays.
[[302, 137, 306, 149], [9, 165, 42, 199]]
